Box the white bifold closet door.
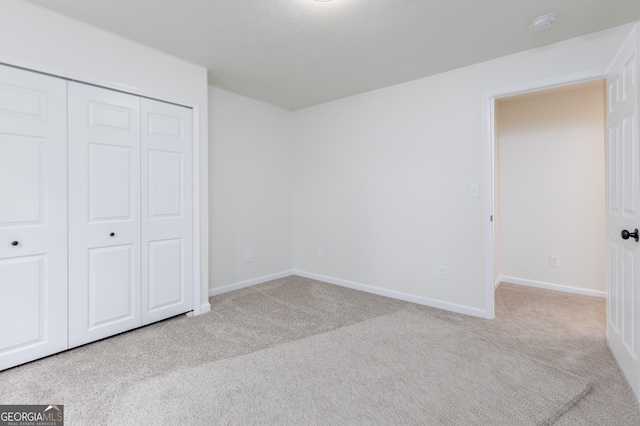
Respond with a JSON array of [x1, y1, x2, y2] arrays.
[[0, 65, 68, 369], [141, 98, 193, 324], [68, 82, 142, 347], [68, 82, 193, 347]]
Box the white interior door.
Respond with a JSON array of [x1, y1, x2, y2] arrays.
[[0, 64, 68, 369], [68, 82, 141, 348], [606, 26, 640, 399], [141, 98, 193, 324]]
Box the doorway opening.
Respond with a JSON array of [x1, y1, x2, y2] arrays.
[[491, 80, 607, 306]]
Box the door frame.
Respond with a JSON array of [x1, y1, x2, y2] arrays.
[[482, 69, 608, 319]]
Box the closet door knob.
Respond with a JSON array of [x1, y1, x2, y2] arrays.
[[11, 241, 19, 246], [109, 232, 115, 237], [621, 229, 639, 242]]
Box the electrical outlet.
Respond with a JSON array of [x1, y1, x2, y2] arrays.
[[245, 251, 253, 263], [549, 255, 559, 268], [317, 248, 325, 259], [438, 265, 447, 280]]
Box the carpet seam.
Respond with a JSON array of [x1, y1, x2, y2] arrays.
[[112, 307, 591, 425], [401, 305, 594, 425], [538, 382, 593, 425], [407, 305, 592, 385]]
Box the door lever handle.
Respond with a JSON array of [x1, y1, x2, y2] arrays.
[[621, 229, 639, 242]]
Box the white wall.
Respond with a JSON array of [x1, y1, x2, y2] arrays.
[[291, 24, 634, 317], [209, 87, 293, 294], [0, 0, 210, 312], [496, 83, 606, 297]]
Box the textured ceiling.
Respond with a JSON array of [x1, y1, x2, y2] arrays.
[[23, 0, 640, 110]]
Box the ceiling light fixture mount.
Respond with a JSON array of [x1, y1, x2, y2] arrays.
[[529, 13, 557, 32]]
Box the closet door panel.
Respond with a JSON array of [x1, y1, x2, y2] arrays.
[[0, 64, 67, 371], [88, 245, 135, 327], [0, 256, 45, 349], [0, 137, 40, 223], [68, 82, 141, 348], [89, 144, 134, 221], [148, 150, 183, 217], [148, 239, 183, 311], [141, 99, 193, 324]]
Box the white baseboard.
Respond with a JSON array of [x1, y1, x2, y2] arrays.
[[498, 275, 606, 298], [293, 270, 487, 318], [209, 270, 295, 297], [494, 279, 502, 290], [187, 302, 211, 317]]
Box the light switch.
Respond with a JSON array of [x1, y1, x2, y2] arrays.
[[470, 184, 479, 198]]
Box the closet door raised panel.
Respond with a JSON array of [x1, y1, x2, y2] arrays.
[[68, 82, 141, 348], [0, 64, 67, 370], [141, 98, 193, 324]]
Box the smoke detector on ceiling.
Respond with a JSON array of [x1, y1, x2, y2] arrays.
[[529, 13, 557, 32]]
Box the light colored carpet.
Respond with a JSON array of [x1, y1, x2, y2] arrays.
[[113, 309, 589, 425], [0, 276, 639, 425]]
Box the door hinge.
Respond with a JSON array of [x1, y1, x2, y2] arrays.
[[490, 215, 493, 222]]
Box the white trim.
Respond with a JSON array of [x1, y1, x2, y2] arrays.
[[208, 270, 295, 297], [494, 278, 502, 290], [293, 270, 487, 318], [208, 270, 487, 318], [186, 302, 211, 317], [484, 68, 608, 101], [191, 103, 203, 315], [483, 68, 608, 320], [199, 302, 211, 314], [483, 85, 496, 320], [499, 275, 606, 298]]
